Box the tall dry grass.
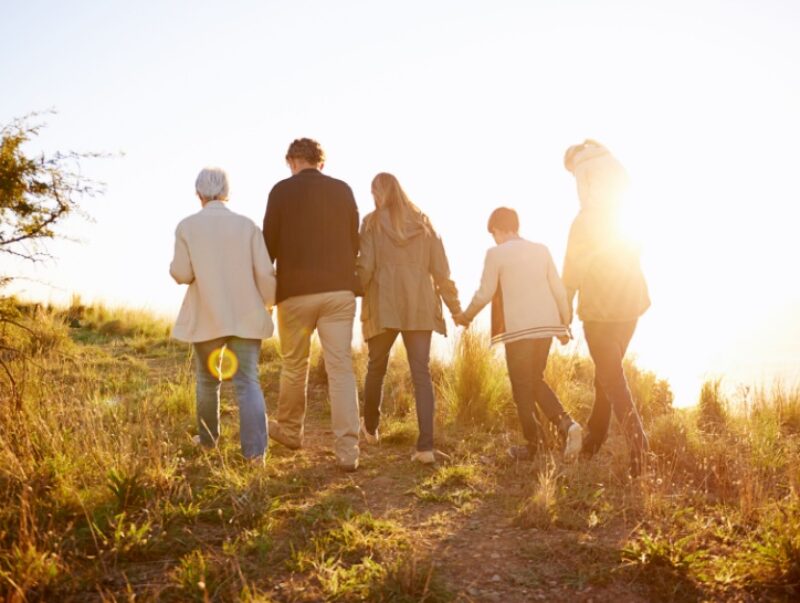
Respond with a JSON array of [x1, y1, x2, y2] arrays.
[[440, 327, 511, 430], [1, 298, 798, 599]]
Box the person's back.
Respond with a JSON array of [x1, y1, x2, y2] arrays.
[[563, 208, 649, 323], [359, 206, 460, 339], [265, 169, 359, 303], [482, 238, 568, 344], [175, 206, 273, 336]]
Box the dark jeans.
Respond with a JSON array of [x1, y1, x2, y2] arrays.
[[504, 337, 571, 449], [364, 330, 434, 452], [582, 320, 649, 462]]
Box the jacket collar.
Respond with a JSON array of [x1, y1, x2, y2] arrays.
[[202, 200, 229, 211]]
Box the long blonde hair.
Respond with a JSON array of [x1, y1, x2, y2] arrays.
[[368, 172, 432, 241]]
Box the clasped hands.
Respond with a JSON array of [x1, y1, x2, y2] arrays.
[[452, 312, 471, 327]]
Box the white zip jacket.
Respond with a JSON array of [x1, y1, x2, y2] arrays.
[[463, 238, 570, 345], [170, 201, 276, 343]]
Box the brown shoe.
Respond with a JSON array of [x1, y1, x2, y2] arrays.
[[268, 420, 302, 450]]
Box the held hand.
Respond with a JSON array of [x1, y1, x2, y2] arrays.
[[453, 312, 471, 327], [557, 334, 570, 345]]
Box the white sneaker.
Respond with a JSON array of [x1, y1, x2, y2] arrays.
[[564, 423, 583, 462], [411, 450, 436, 465], [360, 417, 379, 445]]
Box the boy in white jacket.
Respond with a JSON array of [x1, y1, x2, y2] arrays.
[[456, 207, 582, 461]]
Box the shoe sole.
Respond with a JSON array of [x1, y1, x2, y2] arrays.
[[564, 424, 583, 462]]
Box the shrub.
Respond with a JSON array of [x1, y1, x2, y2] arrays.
[[697, 379, 728, 433]]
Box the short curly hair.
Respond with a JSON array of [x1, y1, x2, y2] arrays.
[[285, 138, 326, 166]]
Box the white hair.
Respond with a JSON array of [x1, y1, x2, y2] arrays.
[[195, 167, 229, 201]]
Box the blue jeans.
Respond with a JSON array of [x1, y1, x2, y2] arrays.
[[582, 320, 648, 464], [193, 337, 268, 459], [363, 330, 434, 452]]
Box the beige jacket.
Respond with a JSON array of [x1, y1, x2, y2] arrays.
[[170, 201, 276, 343], [357, 209, 462, 341], [562, 141, 649, 322], [562, 210, 650, 322], [463, 238, 570, 345]]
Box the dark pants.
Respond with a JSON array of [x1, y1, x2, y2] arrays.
[[364, 330, 434, 452], [504, 337, 571, 449], [582, 320, 649, 463]]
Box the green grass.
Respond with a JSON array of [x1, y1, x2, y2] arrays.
[[0, 298, 798, 600], [412, 464, 486, 506]]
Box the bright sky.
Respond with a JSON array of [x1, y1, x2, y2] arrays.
[[2, 0, 799, 406]]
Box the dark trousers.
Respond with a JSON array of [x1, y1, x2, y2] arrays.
[[582, 320, 649, 461], [364, 330, 435, 452], [504, 337, 570, 449]]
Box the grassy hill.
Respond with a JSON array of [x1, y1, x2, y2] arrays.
[[0, 298, 798, 601]]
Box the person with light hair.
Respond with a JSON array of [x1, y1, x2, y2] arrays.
[[357, 172, 462, 464], [562, 139, 650, 476], [170, 167, 276, 464], [263, 139, 362, 471]]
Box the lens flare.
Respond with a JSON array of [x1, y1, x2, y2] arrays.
[[207, 347, 239, 380]]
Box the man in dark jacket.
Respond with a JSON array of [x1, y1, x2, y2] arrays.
[[263, 138, 360, 471]]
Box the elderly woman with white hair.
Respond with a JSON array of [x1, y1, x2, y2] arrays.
[[170, 167, 276, 463], [562, 140, 650, 477]]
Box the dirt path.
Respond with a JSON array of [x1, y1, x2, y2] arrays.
[[119, 349, 651, 601], [265, 399, 648, 603]]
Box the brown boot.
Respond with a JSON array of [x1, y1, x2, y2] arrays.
[[268, 420, 302, 450]]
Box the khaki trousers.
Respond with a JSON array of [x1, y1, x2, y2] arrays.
[[275, 291, 359, 465]]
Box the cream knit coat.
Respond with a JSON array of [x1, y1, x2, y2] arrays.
[[170, 201, 276, 343], [463, 238, 570, 345]]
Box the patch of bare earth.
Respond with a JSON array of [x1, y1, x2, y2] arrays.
[[266, 401, 649, 602]]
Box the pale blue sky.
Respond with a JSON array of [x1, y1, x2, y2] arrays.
[[3, 0, 799, 404]]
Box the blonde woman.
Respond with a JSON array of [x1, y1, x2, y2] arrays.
[[170, 167, 276, 463], [563, 140, 650, 476], [357, 173, 462, 464]]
